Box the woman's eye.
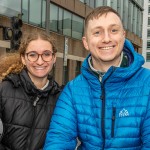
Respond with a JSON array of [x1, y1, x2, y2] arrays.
[[44, 53, 51, 57], [29, 53, 36, 57]]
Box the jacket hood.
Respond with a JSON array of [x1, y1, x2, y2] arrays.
[[3, 69, 61, 97], [81, 39, 145, 84]]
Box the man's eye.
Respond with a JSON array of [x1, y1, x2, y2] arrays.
[[94, 31, 101, 36], [111, 29, 118, 33]]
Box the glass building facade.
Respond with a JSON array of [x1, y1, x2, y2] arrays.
[[22, 0, 84, 40], [21, 0, 144, 40]]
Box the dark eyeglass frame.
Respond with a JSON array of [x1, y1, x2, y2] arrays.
[[25, 50, 54, 62]]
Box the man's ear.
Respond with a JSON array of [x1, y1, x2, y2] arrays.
[[123, 30, 126, 38], [82, 36, 89, 51]]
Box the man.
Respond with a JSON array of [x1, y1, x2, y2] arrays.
[[44, 6, 150, 149]]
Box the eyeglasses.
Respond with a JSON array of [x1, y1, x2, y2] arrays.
[[26, 50, 54, 62]]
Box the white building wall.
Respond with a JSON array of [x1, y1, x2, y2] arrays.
[[142, 0, 150, 68]]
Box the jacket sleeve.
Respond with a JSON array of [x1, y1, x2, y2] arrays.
[[0, 84, 4, 150], [43, 83, 77, 150], [141, 95, 150, 149]]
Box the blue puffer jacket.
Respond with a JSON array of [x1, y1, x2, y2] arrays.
[[44, 39, 150, 150]]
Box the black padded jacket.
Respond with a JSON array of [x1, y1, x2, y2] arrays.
[[0, 69, 61, 150]]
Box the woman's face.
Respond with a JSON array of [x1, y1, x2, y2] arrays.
[[21, 39, 56, 81]]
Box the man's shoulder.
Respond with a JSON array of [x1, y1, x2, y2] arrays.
[[69, 74, 88, 87]]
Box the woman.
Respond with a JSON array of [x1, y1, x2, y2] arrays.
[[0, 30, 61, 150]]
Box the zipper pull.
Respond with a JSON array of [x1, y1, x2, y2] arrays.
[[33, 97, 39, 106], [111, 107, 116, 137]]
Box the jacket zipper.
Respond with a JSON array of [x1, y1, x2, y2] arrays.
[[101, 83, 105, 149], [33, 97, 40, 106], [111, 107, 116, 137], [25, 96, 40, 150], [100, 68, 115, 149]]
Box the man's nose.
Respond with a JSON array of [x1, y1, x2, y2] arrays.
[[102, 31, 111, 43]]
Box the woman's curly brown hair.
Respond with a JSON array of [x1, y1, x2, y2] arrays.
[[0, 29, 57, 80]]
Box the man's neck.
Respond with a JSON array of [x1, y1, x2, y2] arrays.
[[89, 52, 123, 73]]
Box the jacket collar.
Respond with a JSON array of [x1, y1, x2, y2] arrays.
[[4, 69, 61, 97]]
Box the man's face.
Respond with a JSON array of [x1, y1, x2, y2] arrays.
[[82, 12, 125, 71]]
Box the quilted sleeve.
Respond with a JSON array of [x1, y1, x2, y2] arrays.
[[43, 82, 77, 150], [141, 94, 150, 149]]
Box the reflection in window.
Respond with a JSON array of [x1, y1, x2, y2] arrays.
[[111, 0, 118, 11], [63, 10, 72, 36], [41, 0, 46, 28], [136, 9, 142, 37], [22, 0, 29, 22], [95, 0, 103, 7], [106, 0, 111, 6], [80, 0, 85, 3], [85, 0, 90, 5], [89, 0, 95, 8], [123, 0, 129, 30], [50, 3, 58, 32], [128, 2, 133, 32], [117, 0, 123, 19], [58, 8, 63, 34], [29, 0, 42, 26], [21, 2, 84, 40], [72, 15, 83, 39], [133, 6, 137, 34]]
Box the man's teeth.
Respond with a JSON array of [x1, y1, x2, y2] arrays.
[[101, 46, 113, 50]]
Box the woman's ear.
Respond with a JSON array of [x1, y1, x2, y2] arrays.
[[21, 55, 26, 66]]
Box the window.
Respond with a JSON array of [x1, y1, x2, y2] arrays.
[[72, 15, 84, 39], [149, 6, 150, 14], [111, 0, 118, 11], [58, 8, 63, 34], [41, 0, 46, 28], [117, 0, 124, 19], [80, 0, 85, 3], [147, 41, 150, 49], [50, 4, 58, 32], [29, 0, 42, 26], [123, 0, 129, 29], [22, 0, 29, 22], [89, 0, 95, 8], [95, 0, 103, 7], [136, 9, 142, 37], [75, 61, 82, 76], [148, 17, 150, 26], [148, 29, 150, 38], [63, 10, 72, 36], [128, 1, 134, 32], [133, 6, 137, 34], [146, 52, 150, 62]]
